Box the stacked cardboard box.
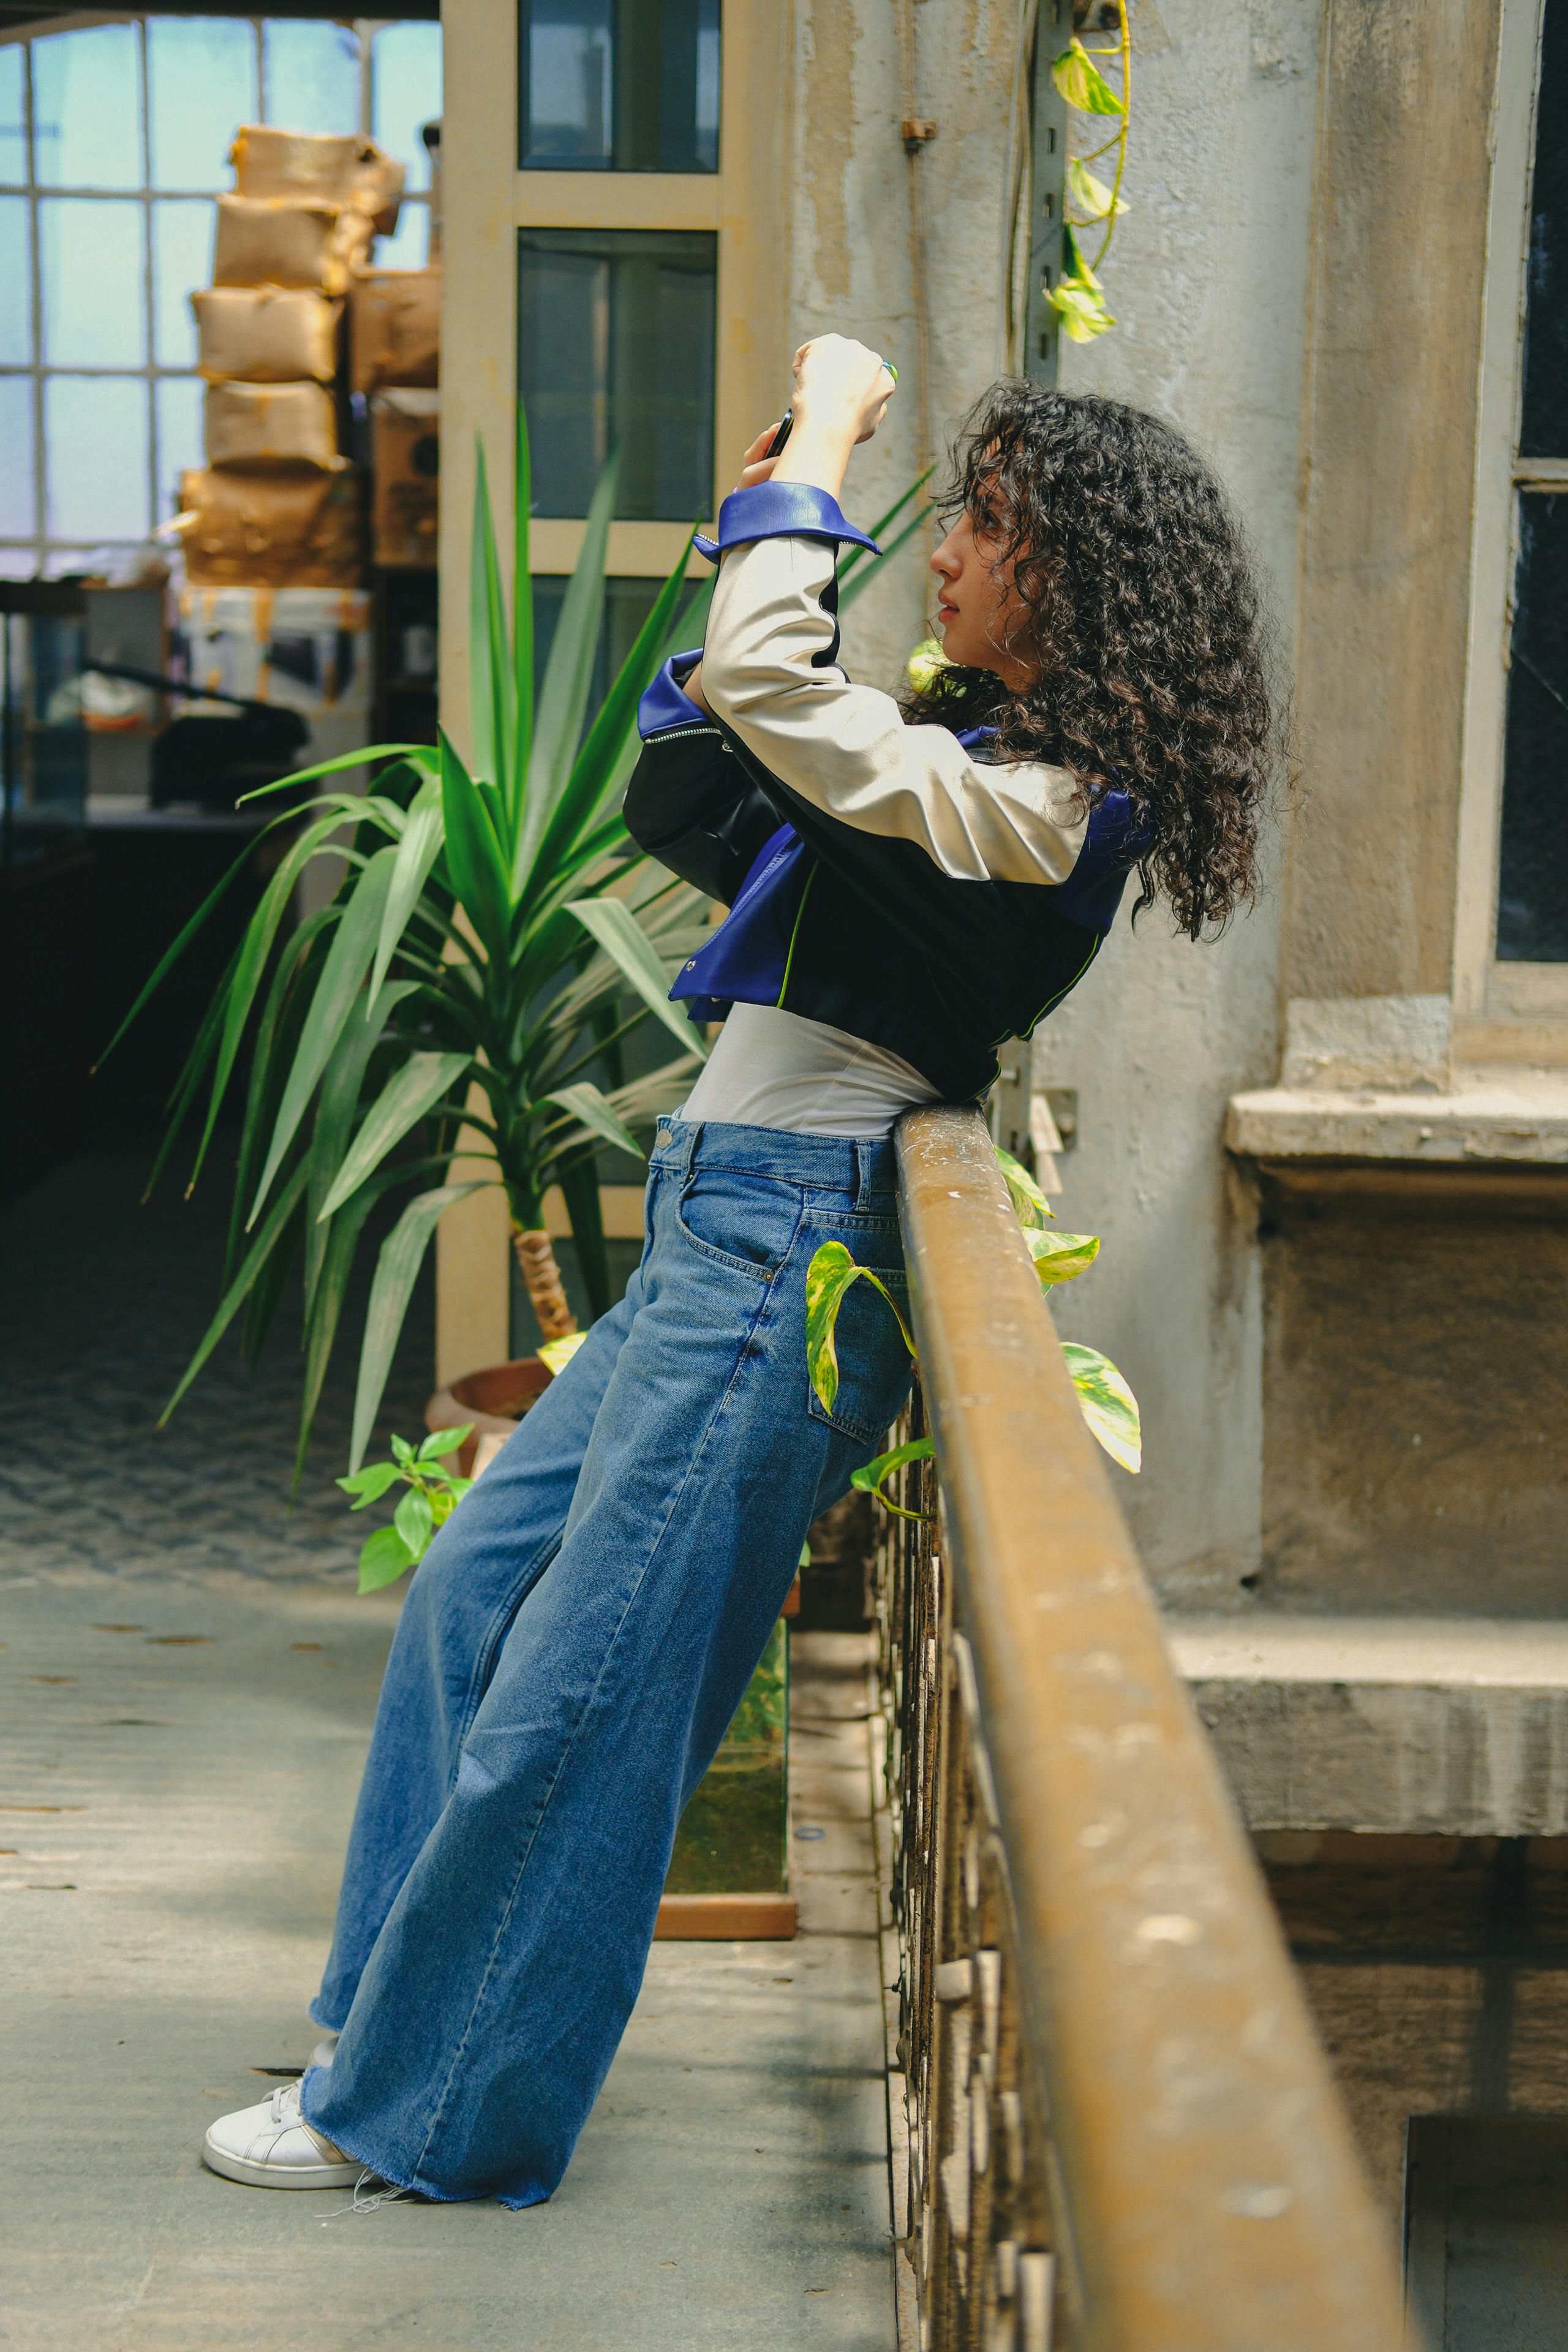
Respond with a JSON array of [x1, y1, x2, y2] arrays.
[[350, 263, 442, 567], [178, 125, 405, 588]]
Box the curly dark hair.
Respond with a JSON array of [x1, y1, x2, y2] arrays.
[[911, 382, 1281, 937]]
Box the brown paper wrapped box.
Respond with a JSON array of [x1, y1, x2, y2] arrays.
[[205, 380, 342, 472], [371, 396, 439, 568], [230, 124, 404, 236], [176, 467, 364, 588], [350, 268, 440, 392], [193, 287, 342, 385], [213, 194, 374, 296]]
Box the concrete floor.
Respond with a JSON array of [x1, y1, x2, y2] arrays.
[[0, 1157, 895, 2349]]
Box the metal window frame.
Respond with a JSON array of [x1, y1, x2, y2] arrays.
[[0, 12, 432, 577], [1452, 0, 1564, 1044]]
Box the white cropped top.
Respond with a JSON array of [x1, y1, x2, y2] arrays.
[[679, 1003, 941, 1137]]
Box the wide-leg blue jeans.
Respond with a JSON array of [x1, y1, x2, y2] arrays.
[[299, 1117, 913, 2207]]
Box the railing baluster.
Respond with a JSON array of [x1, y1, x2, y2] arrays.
[[873, 1105, 1412, 2352]]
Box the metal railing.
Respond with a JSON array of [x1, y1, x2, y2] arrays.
[[874, 1105, 1409, 2351]]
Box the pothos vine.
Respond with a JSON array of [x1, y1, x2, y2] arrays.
[[1047, 1, 1132, 345]]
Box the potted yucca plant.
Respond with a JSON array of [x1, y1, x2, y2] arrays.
[[104, 409, 716, 1482]]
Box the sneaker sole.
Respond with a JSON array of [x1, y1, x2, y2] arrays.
[[202, 2132, 363, 2190]]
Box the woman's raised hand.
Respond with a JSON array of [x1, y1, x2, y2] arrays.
[[725, 333, 898, 507], [791, 334, 897, 448]]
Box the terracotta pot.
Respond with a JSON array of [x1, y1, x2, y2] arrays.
[[425, 1356, 553, 1476]]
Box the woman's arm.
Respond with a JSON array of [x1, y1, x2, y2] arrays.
[[684, 336, 895, 718]]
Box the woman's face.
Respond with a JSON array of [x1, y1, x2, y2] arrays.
[[929, 506, 1038, 692]]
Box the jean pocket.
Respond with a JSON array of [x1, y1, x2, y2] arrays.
[[675, 1166, 804, 1280], [807, 1242, 914, 1444]]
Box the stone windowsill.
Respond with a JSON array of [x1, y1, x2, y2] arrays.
[[1225, 1070, 1568, 1166]]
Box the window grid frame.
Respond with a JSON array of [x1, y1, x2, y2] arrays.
[[1450, 0, 1567, 1042], [0, 13, 432, 577]]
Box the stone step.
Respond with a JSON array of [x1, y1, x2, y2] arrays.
[[1166, 1616, 1568, 1836]]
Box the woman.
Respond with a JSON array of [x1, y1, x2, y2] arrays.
[[200, 337, 1276, 2204]]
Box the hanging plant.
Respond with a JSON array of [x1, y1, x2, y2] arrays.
[[805, 1143, 1142, 1523], [1047, 3, 1133, 345]]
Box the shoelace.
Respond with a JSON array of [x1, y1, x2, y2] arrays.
[[270, 2076, 407, 2212]]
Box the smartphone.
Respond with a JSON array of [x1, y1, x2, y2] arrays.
[[764, 412, 794, 460]]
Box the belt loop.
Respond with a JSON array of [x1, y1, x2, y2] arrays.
[[853, 1139, 876, 1207]]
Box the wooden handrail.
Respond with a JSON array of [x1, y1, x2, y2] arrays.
[[886, 1103, 1408, 2350]]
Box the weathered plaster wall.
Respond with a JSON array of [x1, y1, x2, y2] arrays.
[[1287, 0, 1504, 1001], [1028, 0, 1322, 1602], [787, 0, 1028, 694], [1258, 1175, 1568, 1613]]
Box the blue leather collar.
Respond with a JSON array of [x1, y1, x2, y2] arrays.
[[693, 480, 881, 564]]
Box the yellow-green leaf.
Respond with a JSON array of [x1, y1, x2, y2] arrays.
[[805, 1240, 914, 1414], [905, 637, 950, 695], [538, 1331, 589, 1377], [995, 1142, 1054, 1229], [1060, 223, 1102, 290], [1052, 36, 1124, 116], [1066, 157, 1129, 220], [1023, 1227, 1101, 1289], [1047, 279, 1117, 343], [1061, 1340, 1141, 1474], [850, 1435, 935, 1521]]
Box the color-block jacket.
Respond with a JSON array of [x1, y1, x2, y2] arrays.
[[622, 481, 1143, 1103]]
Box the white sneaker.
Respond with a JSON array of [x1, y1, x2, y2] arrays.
[[309, 2032, 339, 2070], [202, 2077, 366, 2189]]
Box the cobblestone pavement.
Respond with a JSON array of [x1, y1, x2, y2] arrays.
[[0, 1147, 437, 1584]]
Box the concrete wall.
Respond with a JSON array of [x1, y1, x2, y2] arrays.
[[1258, 1172, 1568, 1613], [1287, 0, 1503, 1003], [1023, 0, 1322, 1604], [786, 0, 1031, 696]]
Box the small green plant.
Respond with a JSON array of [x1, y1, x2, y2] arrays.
[[805, 1142, 1140, 1519], [338, 1425, 475, 1594]]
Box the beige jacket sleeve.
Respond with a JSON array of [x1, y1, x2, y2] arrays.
[[700, 530, 1086, 887]]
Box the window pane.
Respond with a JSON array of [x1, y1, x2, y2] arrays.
[[0, 42, 25, 186], [375, 200, 428, 271], [0, 194, 31, 364], [520, 0, 720, 172], [1521, 0, 1568, 456], [372, 21, 443, 194], [155, 375, 203, 527], [1497, 493, 1568, 959], [0, 377, 35, 535], [45, 375, 149, 540], [0, 546, 38, 578], [40, 197, 145, 368], [33, 24, 142, 191], [518, 228, 715, 519], [148, 17, 257, 192], [263, 21, 360, 137], [531, 572, 662, 719], [153, 200, 214, 369]]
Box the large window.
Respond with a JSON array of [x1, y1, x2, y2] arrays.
[[0, 15, 442, 579], [1496, 0, 1568, 962], [519, 0, 719, 173], [517, 226, 716, 518]]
